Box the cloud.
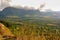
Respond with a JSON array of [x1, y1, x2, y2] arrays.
[[0, 0, 11, 10]]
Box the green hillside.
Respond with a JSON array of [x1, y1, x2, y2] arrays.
[[0, 7, 60, 40]]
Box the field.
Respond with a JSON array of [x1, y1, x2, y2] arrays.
[[0, 18, 60, 40]]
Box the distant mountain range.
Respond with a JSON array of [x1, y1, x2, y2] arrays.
[[0, 7, 60, 20]]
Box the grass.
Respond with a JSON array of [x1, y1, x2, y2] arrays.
[[0, 19, 60, 40]]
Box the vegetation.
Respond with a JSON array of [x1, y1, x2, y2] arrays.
[[0, 18, 60, 40], [0, 6, 60, 40]]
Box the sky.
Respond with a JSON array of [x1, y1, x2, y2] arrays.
[[0, 0, 10, 10], [10, 0, 60, 11], [0, 0, 60, 11]]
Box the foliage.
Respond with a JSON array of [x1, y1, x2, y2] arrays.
[[0, 19, 60, 40]]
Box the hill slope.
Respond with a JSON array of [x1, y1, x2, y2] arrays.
[[0, 7, 60, 20]]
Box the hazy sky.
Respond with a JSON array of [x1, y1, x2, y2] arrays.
[[10, 0, 60, 11], [0, 0, 10, 10], [0, 0, 60, 11]]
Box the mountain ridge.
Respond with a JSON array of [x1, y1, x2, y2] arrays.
[[0, 7, 60, 20]]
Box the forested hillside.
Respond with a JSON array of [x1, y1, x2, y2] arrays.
[[0, 7, 60, 40]]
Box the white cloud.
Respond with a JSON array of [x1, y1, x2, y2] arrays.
[[0, 0, 60, 11], [10, 0, 60, 11], [0, 0, 10, 10]]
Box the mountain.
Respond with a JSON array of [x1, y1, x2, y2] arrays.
[[0, 7, 40, 19], [0, 7, 60, 20]]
